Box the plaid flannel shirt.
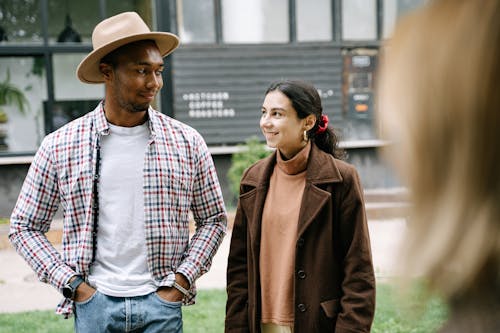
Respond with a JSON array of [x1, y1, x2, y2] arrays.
[[9, 102, 227, 317]]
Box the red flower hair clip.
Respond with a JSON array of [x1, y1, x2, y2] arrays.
[[316, 114, 329, 134]]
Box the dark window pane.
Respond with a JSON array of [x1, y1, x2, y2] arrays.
[[0, 0, 43, 44], [48, 100, 101, 131], [48, 0, 100, 44], [107, 0, 154, 28]]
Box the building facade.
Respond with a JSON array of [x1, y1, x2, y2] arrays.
[[0, 0, 424, 214]]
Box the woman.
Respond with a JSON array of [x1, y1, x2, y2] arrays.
[[225, 80, 375, 333], [378, 0, 500, 331]]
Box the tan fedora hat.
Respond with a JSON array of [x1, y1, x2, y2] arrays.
[[76, 12, 180, 84]]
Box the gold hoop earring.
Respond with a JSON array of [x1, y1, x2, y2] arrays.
[[303, 130, 308, 142]]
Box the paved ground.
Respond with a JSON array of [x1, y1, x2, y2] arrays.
[[0, 219, 406, 313]]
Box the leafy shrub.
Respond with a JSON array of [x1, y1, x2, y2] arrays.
[[227, 137, 272, 198]]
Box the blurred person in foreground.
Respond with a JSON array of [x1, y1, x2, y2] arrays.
[[378, 0, 500, 332], [225, 79, 375, 333], [9, 12, 226, 332]]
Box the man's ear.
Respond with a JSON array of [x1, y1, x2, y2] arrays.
[[99, 63, 113, 81]]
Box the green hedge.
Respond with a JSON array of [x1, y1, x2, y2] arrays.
[[227, 137, 271, 198]]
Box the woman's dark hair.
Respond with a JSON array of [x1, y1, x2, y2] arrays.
[[265, 79, 345, 159]]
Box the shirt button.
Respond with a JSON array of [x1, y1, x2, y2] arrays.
[[297, 238, 305, 247], [297, 303, 306, 312], [297, 270, 306, 279]]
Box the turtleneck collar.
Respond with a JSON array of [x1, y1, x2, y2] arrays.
[[277, 141, 311, 175]]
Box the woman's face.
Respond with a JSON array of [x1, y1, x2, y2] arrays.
[[260, 90, 311, 159]]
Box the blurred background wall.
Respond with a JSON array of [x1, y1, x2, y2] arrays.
[[0, 0, 426, 215]]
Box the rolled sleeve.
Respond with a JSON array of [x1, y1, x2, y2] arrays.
[[9, 137, 73, 291]]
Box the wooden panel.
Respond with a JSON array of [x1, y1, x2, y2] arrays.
[[172, 44, 344, 145]]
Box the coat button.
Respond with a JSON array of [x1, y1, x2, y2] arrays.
[[297, 303, 306, 312], [297, 238, 305, 247], [297, 270, 306, 279]]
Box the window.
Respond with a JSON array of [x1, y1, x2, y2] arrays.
[[177, 0, 216, 43], [46, 0, 154, 44], [222, 0, 288, 43], [342, 0, 377, 40], [0, 1, 43, 44], [107, 0, 155, 30], [383, 0, 426, 38], [296, 0, 332, 42], [53, 54, 104, 101], [48, 0, 100, 44], [0, 57, 46, 153], [49, 54, 103, 131]]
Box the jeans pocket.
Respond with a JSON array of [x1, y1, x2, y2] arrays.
[[153, 292, 183, 307], [75, 290, 99, 306]]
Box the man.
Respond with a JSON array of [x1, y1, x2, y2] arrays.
[[9, 12, 227, 332]]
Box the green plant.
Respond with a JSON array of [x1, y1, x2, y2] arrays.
[[31, 56, 45, 77], [0, 69, 29, 123], [227, 136, 272, 198]]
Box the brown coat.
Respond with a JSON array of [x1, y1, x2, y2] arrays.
[[225, 144, 375, 333]]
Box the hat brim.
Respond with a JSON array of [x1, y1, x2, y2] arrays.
[[76, 32, 179, 84]]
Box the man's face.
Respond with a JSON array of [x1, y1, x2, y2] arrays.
[[107, 40, 164, 113]]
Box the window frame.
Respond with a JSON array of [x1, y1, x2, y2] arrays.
[[176, 0, 387, 47], [0, 0, 170, 157]]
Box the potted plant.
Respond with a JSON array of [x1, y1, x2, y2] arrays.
[[0, 70, 29, 150]]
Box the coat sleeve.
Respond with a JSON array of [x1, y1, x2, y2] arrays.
[[225, 198, 250, 333], [335, 167, 376, 333]]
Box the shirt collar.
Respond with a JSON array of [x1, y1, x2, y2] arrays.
[[94, 101, 110, 135], [93, 101, 158, 139]]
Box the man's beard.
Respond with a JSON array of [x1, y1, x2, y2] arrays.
[[129, 102, 150, 113], [119, 100, 150, 113]]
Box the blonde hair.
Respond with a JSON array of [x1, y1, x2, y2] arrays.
[[378, 0, 500, 300]]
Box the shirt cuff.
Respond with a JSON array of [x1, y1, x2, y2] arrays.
[[176, 261, 199, 287]]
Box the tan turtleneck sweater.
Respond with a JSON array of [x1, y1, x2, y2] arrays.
[[260, 142, 311, 326]]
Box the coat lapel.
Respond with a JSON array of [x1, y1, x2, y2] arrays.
[[297, 183, 331, 237], [240, 186, 267, 247], [239, 153, 276, 248], [239, 144, 343, 243], [297, 145, 343, 237]]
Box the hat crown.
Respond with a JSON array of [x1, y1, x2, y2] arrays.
[[77, 11, 179, 83], [92, 12, 151, 50]]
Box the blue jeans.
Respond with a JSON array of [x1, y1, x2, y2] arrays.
[[74, 290, 183, 332]]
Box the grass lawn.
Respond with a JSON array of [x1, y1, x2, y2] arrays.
[[0, 285, 447, 333], [372, 284, 448, 333]]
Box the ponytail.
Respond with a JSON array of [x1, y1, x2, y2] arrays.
[[266, 79, 345, 160], [311, 126, 345, 160]]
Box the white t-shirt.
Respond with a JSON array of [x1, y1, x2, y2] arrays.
[[88, 121, 156, 297]]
